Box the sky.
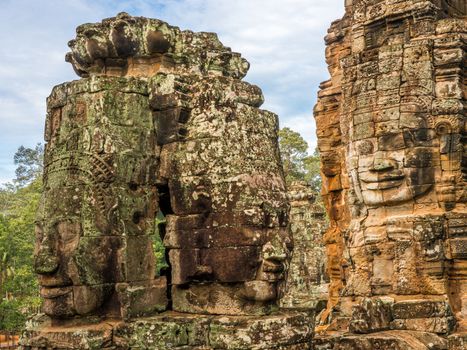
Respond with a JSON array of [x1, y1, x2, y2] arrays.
[[0, 0, 344, 184]]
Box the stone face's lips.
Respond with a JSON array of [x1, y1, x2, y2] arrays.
[[40, 286, 72, 299], [39, 275, 72, 288], [360, 172, 405, 190], [262, 261, 285, 282], [263, 260, 284, 273]]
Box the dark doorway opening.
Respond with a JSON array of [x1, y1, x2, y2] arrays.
[[154, 183, 173, 309]]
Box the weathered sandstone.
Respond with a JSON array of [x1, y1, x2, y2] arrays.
[[20, 13, 313, 349], [314, 0, 466, 348]]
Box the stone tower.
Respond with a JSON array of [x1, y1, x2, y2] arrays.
[[315, 0, 466, 349], [20, 13, 313, 350]]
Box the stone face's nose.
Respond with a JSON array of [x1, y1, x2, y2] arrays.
[[262, 237, 289, 263], [370, 154, 398, 172], [34, 238, 59, 275]]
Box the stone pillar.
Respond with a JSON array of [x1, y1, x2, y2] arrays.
[[314, 0, 466, 349], [280, 182, 329, 310]]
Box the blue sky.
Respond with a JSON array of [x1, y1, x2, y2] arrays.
[[0, 0, 344, 184]]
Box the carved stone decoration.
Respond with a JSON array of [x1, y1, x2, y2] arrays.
[[35, 76, 166, 320], [280, 182, 329, 310], [152, 73, 292, 316], [20, 13, 312, 350], [314, 0, 466, 349]]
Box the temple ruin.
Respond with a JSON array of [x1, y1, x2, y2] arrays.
[[18, 1, 466, 349], [280, 182, 329, 310], [19, 12, 313, 350], [314, 0, 466, 348]]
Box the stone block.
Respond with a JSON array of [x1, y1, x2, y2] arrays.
[[169, 247, 261, 284], [116, 277, 168, 319], [390, 316, 456, 334], [448, 332, 467, 350], [164, 225, 268, 249], [172, 283, 274, 315], [349, 298, 394, 334], [434, 48, 463, 66], [447, 238, 467, 259], [314, 330, 449, 350], [113, 313, 210, 348], [208, 312, 314, 349], [113, 312, 313, 350], [120, 235, 156, 282], [19, 317, 114, 350]]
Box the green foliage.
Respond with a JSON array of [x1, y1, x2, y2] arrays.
[[278, 127, 321, 192], [13, 143, 44, 187], [278, 127, 308, 185], [303, 148, 322, 193], [0, 299, 26, 331], [153, 212, 169, 276], [0, 145, 43, 331]]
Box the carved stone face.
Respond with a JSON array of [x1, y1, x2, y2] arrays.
[[349, 130, 436, 206], [34, 81, 158, 318], [34, 153, 120, 318], [348, 91, 439, 207], [151, 71, 292, 315]]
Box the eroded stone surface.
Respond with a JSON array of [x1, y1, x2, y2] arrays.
[[152, 72, 291, 315], [33, 12, 291, 320], [314, 330, 449, 350], [21, 12, 308, 350], [35, 76, 165, 319], [280, 182, 328, 310], [314, 0, 466, 348], [65, 12, 249, 79], [20, 312, 314, 350]]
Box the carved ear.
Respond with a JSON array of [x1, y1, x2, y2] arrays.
[[146, 30, 171, 54], [431, 118, 462, 210]]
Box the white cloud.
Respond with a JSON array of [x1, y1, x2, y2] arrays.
[[0, 0, 343, 183]]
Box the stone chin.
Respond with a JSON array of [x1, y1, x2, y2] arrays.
[[240, 262, 285, 302], [241, 280, 278, 302], [360, 183, 433, 206], [41, 285, 106, 318]]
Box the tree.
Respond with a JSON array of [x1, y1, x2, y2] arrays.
[[13, 144, 43, 187], [0, 251, 15, 299], [278, 127, 308, 185], [303, 148, 322, 193], [0, 145, 43, 331], [278, 127, 321, 192]]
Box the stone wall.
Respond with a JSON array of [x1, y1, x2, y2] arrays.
[[314, 0, 466, 348]]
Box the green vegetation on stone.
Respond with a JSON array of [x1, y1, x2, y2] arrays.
[[153, 211, 169, 276]]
